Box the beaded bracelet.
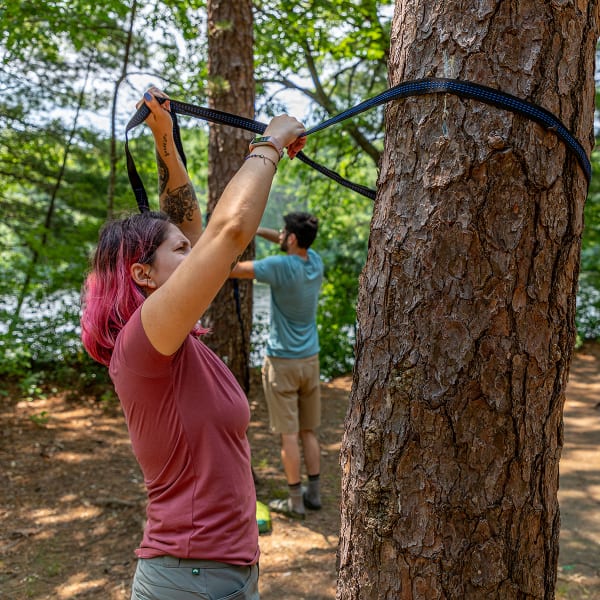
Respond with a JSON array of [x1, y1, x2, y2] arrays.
[[244, 153, 278, 171]]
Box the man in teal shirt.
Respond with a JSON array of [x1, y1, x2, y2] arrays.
[[231, 212, 323, 519]]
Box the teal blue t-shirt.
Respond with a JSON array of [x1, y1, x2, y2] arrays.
[[253, 249, 323, 358]]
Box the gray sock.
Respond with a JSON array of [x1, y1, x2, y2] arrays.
[[305, 474, 321, 507], [289, 483, 305, 514]]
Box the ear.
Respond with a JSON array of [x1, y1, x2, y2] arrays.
[[130, 262, 156, 292], [287, 232, 297, 247]]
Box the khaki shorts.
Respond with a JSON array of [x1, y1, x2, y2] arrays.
[[262, 354, 321, 435]]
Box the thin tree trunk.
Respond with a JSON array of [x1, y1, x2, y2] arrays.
[[107, 0, 137, 219], [338, 2, 599, 599], [9, 59, 93, 333], [203, 0, 255, 392]]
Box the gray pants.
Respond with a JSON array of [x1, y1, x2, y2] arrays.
[[131, 555, 259, 600]]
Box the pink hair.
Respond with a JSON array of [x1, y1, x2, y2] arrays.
[[81, 212, 205, 366]]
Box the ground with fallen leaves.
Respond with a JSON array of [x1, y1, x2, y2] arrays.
[[1, 344, 599, 599]]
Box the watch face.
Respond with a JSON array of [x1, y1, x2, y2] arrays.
[[253, 136, 270, 143]]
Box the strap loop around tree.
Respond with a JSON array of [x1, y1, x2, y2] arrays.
[[125, 77, 591, 212]]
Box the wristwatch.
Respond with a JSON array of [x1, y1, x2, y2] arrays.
[[249, 136, 284, 158]]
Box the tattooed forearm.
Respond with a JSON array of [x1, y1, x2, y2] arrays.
[[163, 183, 199, 224], [156, 152, 169, 196]]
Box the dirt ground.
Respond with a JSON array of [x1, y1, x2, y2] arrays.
[[1, 343, 600, 599]]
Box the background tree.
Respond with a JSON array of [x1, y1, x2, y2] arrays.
[[201, 0, 255, 392], [338, 2, 599, 598], [107, 0, 138, 219]]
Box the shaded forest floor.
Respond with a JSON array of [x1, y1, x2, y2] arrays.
[[1, 344, 600, 599]]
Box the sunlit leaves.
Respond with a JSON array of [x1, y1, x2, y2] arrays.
[[254, 0, 392, 129]]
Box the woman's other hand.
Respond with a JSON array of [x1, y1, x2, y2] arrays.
[[263, 115, 306, 159]]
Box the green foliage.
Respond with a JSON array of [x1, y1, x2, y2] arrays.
[[29, 411, 50, 426], [0, 0, 213, 390], [0, 0, 391, 386], [254, 0, 391, 170], [577, 145, 600, 340], [316, 206, 371, 378], [2, 0, 595, 390]]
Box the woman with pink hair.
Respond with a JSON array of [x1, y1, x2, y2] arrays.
[[81, 87, 305, 600]]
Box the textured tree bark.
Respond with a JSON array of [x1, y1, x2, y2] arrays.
[[203, 0, 255, 392], [338, 2, 599, 599]]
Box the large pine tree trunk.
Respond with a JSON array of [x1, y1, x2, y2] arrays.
[[203, 0, 255, 392], [338, 2, 598, 599]]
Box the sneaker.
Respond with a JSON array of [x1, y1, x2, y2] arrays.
[[268, 498, 305, 520], [302, 490, 322, 510]]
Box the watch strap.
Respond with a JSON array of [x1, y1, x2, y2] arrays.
[[249, 136, 284, 158]]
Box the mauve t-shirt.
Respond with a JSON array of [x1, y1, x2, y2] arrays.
[[109, 307, 258, 565]]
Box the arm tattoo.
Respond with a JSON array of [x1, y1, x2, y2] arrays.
[[161, 134, 170, 157], [163, 183, 199, 224], [156, 152, 168, 196]]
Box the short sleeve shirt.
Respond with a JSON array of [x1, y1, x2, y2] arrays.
[[253, 249, 323, 358], [109, 307, 258, 565]]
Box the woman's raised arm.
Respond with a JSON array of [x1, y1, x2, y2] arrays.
[[143, 88, 203, 247], [139, 94, 305, 356]]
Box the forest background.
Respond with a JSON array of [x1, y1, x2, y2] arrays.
[[0, 0, 598, 393]]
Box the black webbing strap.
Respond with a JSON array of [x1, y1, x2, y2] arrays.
[[125, 77, 591, 211], [124, 99, 375, 210]]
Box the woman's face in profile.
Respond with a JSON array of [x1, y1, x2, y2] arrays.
[[145, 223, 192, 290]]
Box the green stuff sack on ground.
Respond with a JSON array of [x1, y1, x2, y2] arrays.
[[256, 500, 272, 534]]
